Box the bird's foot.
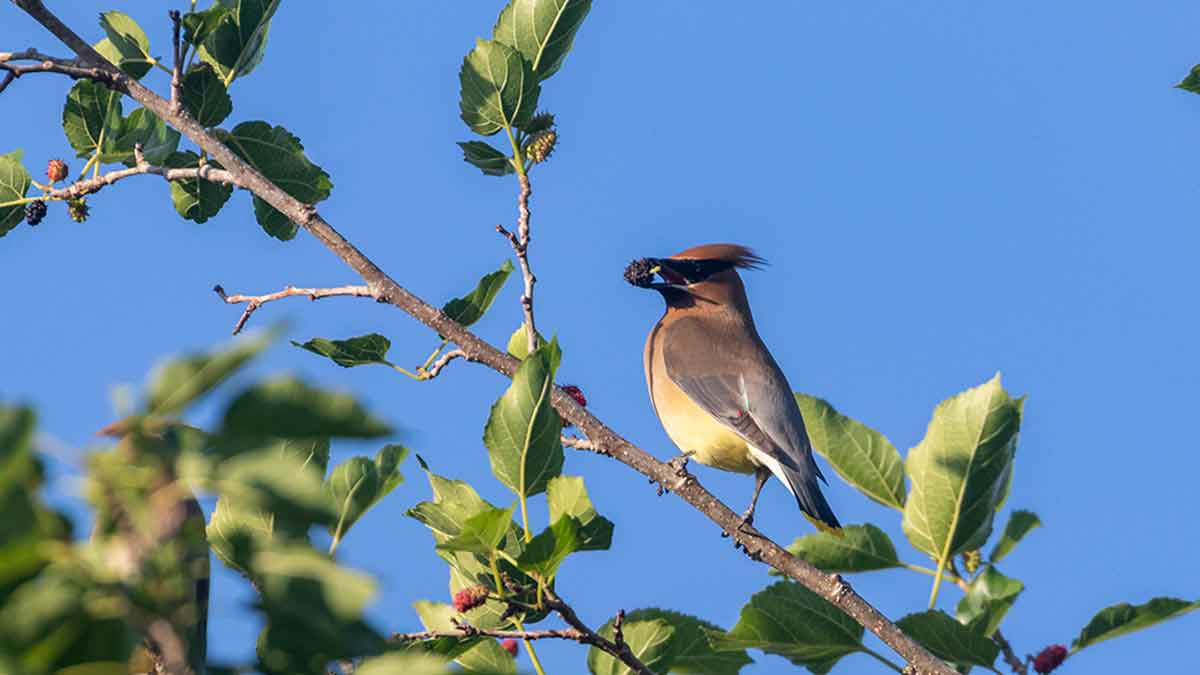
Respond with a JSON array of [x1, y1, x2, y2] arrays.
[[737, 509, 755, 533], [667, 451, 694, 478]]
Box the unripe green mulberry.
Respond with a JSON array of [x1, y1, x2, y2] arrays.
[[68, 197, 89, 223], [525, 130, 557, 164], [961, 549, 982, 574]]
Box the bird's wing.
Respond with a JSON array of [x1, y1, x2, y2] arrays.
[[663, 318, 840, 529]]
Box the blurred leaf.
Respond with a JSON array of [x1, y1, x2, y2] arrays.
[[625, 609, 751, 675], [458, 140, 514, 176], [199, 0, 281, 84], [216, 121, 332, 240], [795, 394, 905, 510], [182, 63, 234, 127], [506, 323, 546, 360], [412, 601, 513, 674], [781, 524, 900, 574], [326, 457, 380, 544], [94, 11, 153, 79], [956, 566, 1023, 637], [459, 38, 540, 136], [896, 610, 998, 670], [163, 151, 233, 223], [293, 334, 393, 368], [493, 0, 592, 82], [146, 332, 269, 415], [443, 260, 515, 327], [1073, 597, 1200, 651], [588, 614, 676, 675], [902, 374, 1022, 564], [516, 515, 578, 580], [0, 150, 31, 236], [62, 80, 123, 160], [437, 505, 517, 556], [989, 510, 1041, 563], [546, 475, 612, 551], [110, 108, 181, 166], [221, 377, 392, 438], [710, 581, 862, 674], [484, 339, 564, 498], [1177, 65, 1200, 94], [374, 443, 408, 504], [357, 653, 451, 675]]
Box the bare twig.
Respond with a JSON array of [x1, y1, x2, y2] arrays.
[[212, 284, 376, 335], [542, 587, 653, 675], [561, 435, 597, 451], [418, 348, 466, 380], [168, 10, 183, 111], [994, 629, 1028, 675], [13, 2, 955, 671], [497, 172, 538, 353], [0, 48, 118, 91], [392, 625, 586, 643]]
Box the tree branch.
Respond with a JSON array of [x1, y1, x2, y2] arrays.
[[993, 629, 1028, 675], [0, 48, 118, 92], [541, 587, 654, 675], [168, 10, 183, 111], [14, 2, 954, 672], [212, 284, 377, 335], [496, 174, 538, 354], [392, 625, 586, 644]]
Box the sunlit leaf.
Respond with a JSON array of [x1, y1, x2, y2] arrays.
[[94, 11, 153, 79], [781, 523, 901, 574], [795, 394, 905, 510], [459, 38, 540, 136], [588, 614, 676, 675], [437, 505, 517, 556], [627, 609, 751, 675], [0, 150, 31, 237], [483, 339, 563, 498], [956, 566, 1023, 637], [411, 601, 512, 674], [546, 475, 612, 551], [516, 515, 578, 580], [199, 0, 281, 84], [326, 457, 380, 542], [443, 260, 515, 328], [492, 0, 592, 81], [62, 80, 123, 160]]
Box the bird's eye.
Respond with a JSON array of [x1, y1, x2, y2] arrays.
[[672, 259, 733, 283]]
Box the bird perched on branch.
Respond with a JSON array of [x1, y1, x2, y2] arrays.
[[626, 243, 841, 534]]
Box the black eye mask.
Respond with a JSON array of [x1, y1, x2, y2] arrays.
[[661, 258, 735, 284]]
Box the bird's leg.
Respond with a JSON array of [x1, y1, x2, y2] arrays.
[[666, 451, 694, 478], [739, 466, 772, 530]]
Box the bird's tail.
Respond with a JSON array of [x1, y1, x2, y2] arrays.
[[783, 461, 842, 537]]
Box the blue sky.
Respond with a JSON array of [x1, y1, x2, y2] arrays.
[[3, 2, 1199, 673]]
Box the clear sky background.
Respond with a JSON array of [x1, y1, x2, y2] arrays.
[[3, 2, 1199, 673]]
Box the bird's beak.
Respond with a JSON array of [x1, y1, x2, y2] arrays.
[[646, 259, 689, 290]]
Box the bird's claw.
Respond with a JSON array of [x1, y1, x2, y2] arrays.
[[667, 451, 694, 478]]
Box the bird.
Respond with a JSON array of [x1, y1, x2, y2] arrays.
[[626, 243, 841, 534]]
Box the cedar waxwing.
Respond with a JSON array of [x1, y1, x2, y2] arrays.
[[626, 243, 841, 533]]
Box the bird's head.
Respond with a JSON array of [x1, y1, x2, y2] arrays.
[[624, 243, 765, 309]]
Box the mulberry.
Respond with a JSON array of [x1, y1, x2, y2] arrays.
[[452, 585, 489, 613], [1032, 644, 1067, 674], [46, 159, 69, 183], [525, 130, 557, 164], [24, 200, 47, 226]]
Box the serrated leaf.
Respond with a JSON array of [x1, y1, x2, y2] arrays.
[[412, 601, 513, 674], [0, 151, 31, 237], [1073, 597, 1200, 651], [292, 334, 393, 368], [896, 610, 998, 669], [458, 140, 514, 176], [782, 523, 901, 574], [1177, 65, 1200, 94], [221, 377, 393, 439], [902, 374, 1022, 566], [94, 11, 153, 79], [484, 339, 564, 498], [437, 505, 517, 556], [492, 0, 592, 82], [182, 63, 233, 127], [163, 151, 233, 223], [956, 566, 1023, 637], [182, 6, 229, 47], [796, 394, 905, 510], [146, 332, 269, 415], [626, 609, 752, 675], [710, 581, 863, 674], [588, 616, 676, 675], [62, 80, 123, 160], [989, 510, 1041, 563], [546, 475, 613, 551], [326, 457, 380, 543], [516, 515, 578, 580], [459, 38, 540, 136], [109, 108, 181, 166], [199, 0, 281, 84], [373, 444, 408, 504], [443, 260, 515, 328]]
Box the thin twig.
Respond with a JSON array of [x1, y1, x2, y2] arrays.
[[497, 172, 538, 354], [561, 436, 597, 451], [11, 3, 957, 671], [993, 629, 1028, 675], [168, 10, 183, 111], [418, 348, 466, 380], [542, 587, 653, 675], [212, 284, 377, 335], [0, 48, 118, 91], [392, 626, 586, 643]]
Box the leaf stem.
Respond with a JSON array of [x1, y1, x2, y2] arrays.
[[77, 154, 97, 181], [513, 617, 548, 675], [519, 491, 532, 544], [928, 556, 948, 609], [504, 125, 527, 178], [421, 339, 449, 370], [861, 646, 906, 674]]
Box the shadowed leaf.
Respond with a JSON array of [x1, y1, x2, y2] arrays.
[[459, 39, 540, 136], [956, 566, 1023, 637], [896, 610, 999, 669], [781, 523, 900, 574], [110, 108, 181, 166], [990, 510, 1041, 563], [163, 151, 232, 223], [1073, 597, 1200, 651], [146, 332, 269, 415], [458, 140, 514, 176], [546, 475, 613, 551], [199, 0, 281, 84], [325, 457, 380, 543], [411, 601, 512, 674], [182, 63, 233, 127], [443, 260, 515, 327], [62, 80, 123, 160], [94, 11, 153, 79], [1177, 65, 1200, 94], [293, 334, 393, 368], [221, 377, 392, 439], [588, 614, 676, 675], [516, 515, 578, 580], [0, 151, 31, 236], [625, 609, 751, 674]]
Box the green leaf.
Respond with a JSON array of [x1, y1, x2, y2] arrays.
[[492, 0, 592, 81], [626, 609, 752, 675], [588, 615, 676, 675], [199, 0, 281, 84], [181, 63, 233, 127], [0, 151, 31, 237], [146, 332, 269, 415], [782, 523, 901, 574], [516, 515, 578, 579], [710, 581, 863, 674], [989, 510, 1041, 563], [293, 334, 394, 368], [458, 140, 515, 176], [443, 260, 515, 327], [326, 457, 380, 542], [406, 458, 496, 544], [483, 338, 564, 498], [221, 376, 393, 439], [902, 374, 1022, 565], [373, 443, 408, 504], [1177, 65, 1200, 94], [795, 394, 905, 510], [412, 601, 514, 674], [437, 505, 517, 555], [956, 566, 1023, 637], [109, 108, 181, 166], [897, 610, 998, 670], [163, 151, 233, 223], [546, 475, 613, 551], [62, 80, 123, 160], [94, 11, 153, 79], [506, 323, 547, 360], [357, 653, 451, 675], [458, 38, 541, 136], [1073, 597, 1200, 651], [182, 6, 229, 47], [216, 121, 332, 239]]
